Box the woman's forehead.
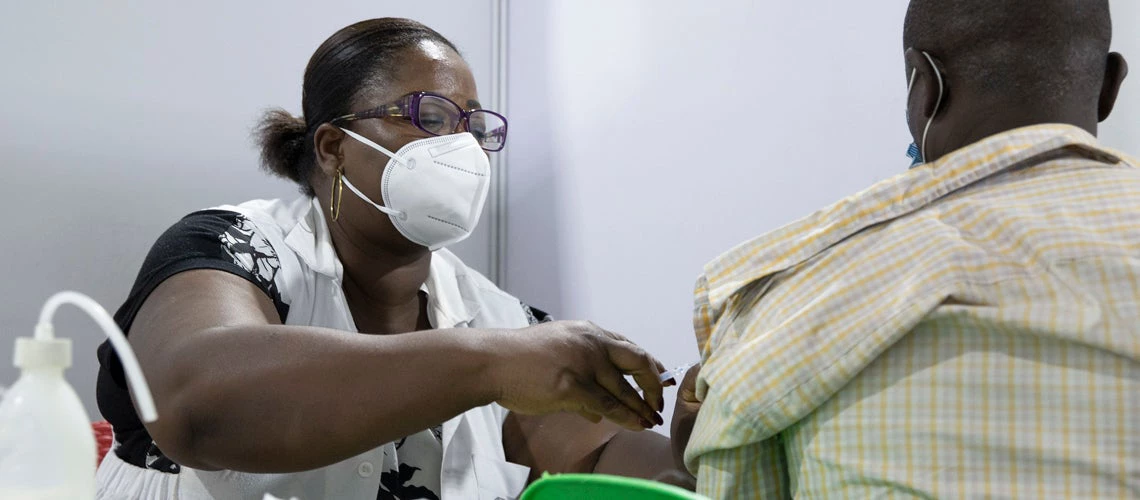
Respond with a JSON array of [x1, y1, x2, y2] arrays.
[[415, 39, 451, 62], [356, 41, 480, 110]]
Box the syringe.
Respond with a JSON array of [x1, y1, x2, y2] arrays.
[[658, 361, 699, 383]]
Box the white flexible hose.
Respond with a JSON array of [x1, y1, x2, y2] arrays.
[[35, 291, 158, 423]]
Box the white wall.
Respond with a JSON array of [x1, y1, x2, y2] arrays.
[[1101, 0, 1140, 151], [504, 0, 1139, 432], [0, 1, 498, 416]]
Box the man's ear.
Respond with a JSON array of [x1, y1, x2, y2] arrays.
[[313, 123, 346, 177], [905, 48, 945, 120], [1098, 52, 1129, 122]]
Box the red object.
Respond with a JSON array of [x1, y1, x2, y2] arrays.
[[93, 421, 114, 467]]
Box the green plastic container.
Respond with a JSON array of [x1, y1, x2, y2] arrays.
[[519, 473, 709, 500]]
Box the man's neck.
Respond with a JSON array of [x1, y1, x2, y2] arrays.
[[929, 105, 1099, 162]]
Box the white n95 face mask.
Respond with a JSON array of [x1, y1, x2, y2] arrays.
[[338, 128, 490, 251]]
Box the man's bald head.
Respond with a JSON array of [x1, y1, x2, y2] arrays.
[[904, 0, 1111, 106], [901, 0, 1127, 162]]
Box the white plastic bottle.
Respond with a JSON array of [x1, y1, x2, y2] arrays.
[[0, 292, 157, 499]]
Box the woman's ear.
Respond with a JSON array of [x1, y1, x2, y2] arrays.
[[313, 123, 346, 177]]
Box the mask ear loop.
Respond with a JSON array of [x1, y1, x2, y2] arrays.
[[340, 174, 405, 220], [340, 128, 405, 167], [919, 51, 944, 163], [330, 166, 344, 222]]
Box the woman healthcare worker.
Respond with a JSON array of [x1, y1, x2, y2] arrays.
[[93, 18, 699, 500]]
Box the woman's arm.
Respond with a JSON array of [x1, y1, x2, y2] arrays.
[[129, 270, 664, 473]]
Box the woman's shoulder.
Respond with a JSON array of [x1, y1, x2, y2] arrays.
[[209, 197, 313, 233], [164, 199, 298, 271], [129, 202, 295, 322]]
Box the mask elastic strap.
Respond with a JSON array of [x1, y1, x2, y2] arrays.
[[340, 127, 406, 167], [340, 176, 404, 219], [919, 51, 944, 163]]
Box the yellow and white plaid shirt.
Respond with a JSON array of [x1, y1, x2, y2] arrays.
[[688, 125, 1140, 499]]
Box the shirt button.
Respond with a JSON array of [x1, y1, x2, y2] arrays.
[[358, 462, 374, 478]]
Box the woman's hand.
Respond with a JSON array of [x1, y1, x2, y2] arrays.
[[488, 320, 666, 431], [670, 363, 702, 472]]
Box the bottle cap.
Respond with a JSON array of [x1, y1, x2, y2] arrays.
[[14, 337, 72, 369]]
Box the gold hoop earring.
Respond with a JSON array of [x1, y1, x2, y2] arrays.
[[330, 167, 344, 221]]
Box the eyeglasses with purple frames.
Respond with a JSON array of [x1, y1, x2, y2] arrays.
[[331, 91, 508, 152]]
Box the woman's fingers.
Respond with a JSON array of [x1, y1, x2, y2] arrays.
[[596, 369, 663, 427], [594, 326, 667, 374], [575, 383, 646, 431], [601, 338, 666, 413], [592, 325, 670, 398]]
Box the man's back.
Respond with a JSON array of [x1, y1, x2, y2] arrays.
[[688, 125, 1140, 498]]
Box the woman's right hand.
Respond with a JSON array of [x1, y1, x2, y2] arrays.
[[487, 320, 667, 431]]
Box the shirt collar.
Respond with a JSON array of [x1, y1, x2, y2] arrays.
[[284, 197, 341, 279], [700, 124, 1126, 318], [284, 197, 480, 327], [423, 251, 483, 328]]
